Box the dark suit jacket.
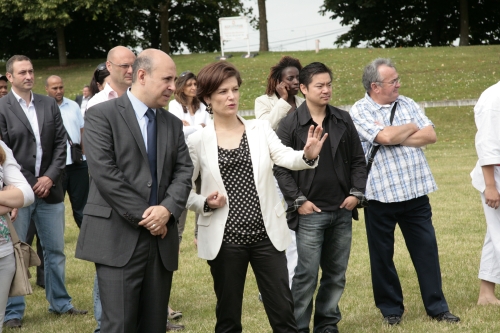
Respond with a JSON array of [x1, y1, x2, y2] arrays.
[[75, 95, 83, 107], [273, 103, 367, 230], [75, 93, 193, 271], [0, 91, 67, 203]]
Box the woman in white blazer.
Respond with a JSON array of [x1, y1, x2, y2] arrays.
[[254, 56, 305, 130], [187, 61, 327, 333]]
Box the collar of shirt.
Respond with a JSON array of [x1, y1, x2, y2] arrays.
[[102, 82, 118, 100], [364, 92, 399, 110], [127, 89, 155, 120], [297, 103, 343, 126], [11, 89, 34, 107]]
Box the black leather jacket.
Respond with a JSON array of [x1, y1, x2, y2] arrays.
[[273, 103, 367, 230]]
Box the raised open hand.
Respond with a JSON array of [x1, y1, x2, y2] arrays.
[[303, 125, 328, 160]]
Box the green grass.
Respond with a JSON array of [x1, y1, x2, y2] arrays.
[[5, 45, 500, 110], [4, 46, 500, 332]]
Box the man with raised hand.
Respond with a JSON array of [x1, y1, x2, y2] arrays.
[[274, 62, 367, 333], [349, 58, 459, 325], [0, 55, 87, 329], [76, 49, 193, 333]]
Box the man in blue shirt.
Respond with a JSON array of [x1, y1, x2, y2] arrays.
[[45, 75, 88, 229], [350, 58, 459, 325]]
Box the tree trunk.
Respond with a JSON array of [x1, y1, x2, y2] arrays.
[[56, 26, 67, 67], [258, 0, 269, 52], [159, 1, 171, 54], [459, 0, 469, 46]]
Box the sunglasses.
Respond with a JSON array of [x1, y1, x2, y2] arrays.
[[94, 63, 107, 82]]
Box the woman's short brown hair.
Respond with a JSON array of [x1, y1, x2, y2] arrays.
[[196, 62, 242, 106]]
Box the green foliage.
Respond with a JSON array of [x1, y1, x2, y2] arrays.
[[320, 0, 500, 47]]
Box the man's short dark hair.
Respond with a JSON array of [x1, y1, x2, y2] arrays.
[[6, 55, 32, 74], [299, 62, 333, 89]]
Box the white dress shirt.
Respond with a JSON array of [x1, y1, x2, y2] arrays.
[[11, 89, 42, 177], [127, 90, 155, 150], [59, 97, 85, 165], [85, 83, 119, 115]]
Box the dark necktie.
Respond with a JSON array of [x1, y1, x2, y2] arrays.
[[145, 108, 157, 206]]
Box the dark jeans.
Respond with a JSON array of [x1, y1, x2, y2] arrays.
[[208, 238, 297, 333], [62, 161, 89, 228], [364, 195, 449, 317], [292, 209, 352, 333]]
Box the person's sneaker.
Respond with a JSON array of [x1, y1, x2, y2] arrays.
[[64, 308, 88, 315], [383, 314, 402, 325], [431, 311, 460, 323], [4, 318, 22, 328], [166, 320, 185, 331], [323, 327, 339, 333]]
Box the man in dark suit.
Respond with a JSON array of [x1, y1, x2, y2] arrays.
[[0, 55, 87, 329], [75, 85, 90, 112], [76, 49, 193, 333]]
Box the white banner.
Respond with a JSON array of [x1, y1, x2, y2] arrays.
[[219, 16, 249, 41]]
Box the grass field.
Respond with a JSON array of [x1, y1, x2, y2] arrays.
[[3, 45, 500, 332]]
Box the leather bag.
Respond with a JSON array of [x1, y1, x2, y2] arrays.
[[6, 214, 41, 297]]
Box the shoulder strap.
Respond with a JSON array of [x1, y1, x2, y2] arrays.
[[366, 102, 398, 174], [6, 214, 20, 243]]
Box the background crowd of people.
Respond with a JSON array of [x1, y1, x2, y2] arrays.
[[0, 45, 498, 333]]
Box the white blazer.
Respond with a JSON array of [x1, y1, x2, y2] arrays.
[[187, 116, 318, 260], [254, 94, 305, 130], [168, 99, 212, 140]]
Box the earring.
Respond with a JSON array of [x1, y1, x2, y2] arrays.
[[206, 103, 213, 114]]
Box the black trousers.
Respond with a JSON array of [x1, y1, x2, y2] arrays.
[[62, 161, 90, 228], [96, 228, 173, 333], [364, 195, 449, 317], [208, 238, 298, 333]]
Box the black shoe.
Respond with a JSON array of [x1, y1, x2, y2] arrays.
[[64, 308, 88, 315], [166, 321, 185, 331], [323, 328, 339, 333], [4, 318, 22, 328], [384, 314, 401, 325], [431, 311, 460, 323], [36, 283, 45, 289]]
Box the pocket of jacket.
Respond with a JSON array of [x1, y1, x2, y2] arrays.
[[197, 216, 211, 227], [83, 203, 112, 218], [274, 202, 285, 217]]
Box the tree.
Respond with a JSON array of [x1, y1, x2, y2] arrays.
[[139, 0, 255, 54], [258, 0, 269, 52], [321, 0, 500, 47], [0, 0, 118, 66]]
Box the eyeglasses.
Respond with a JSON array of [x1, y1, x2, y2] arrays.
[[376, 77, 401, 86], [180, 71, 191, 77], [108, 61, 133, 70]]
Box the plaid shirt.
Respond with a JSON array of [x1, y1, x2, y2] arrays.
[[349, 93, 437, 203]]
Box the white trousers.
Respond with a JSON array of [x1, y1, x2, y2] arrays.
[[286, 230, 297, 289], [478, 193, 500, 284]]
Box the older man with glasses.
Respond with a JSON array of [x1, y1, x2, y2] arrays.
[[349, 58, 460, 326]]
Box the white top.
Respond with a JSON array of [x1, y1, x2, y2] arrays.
[[85, 83, 119, 115], [80, 96, 91, 116], [168, 99, 211, 141], [0, 141, 35, 257], [254, 94, 305, 130], [471, 81, 500, 192], [11, 89, 42, 177], [59, 97, 85, 165]]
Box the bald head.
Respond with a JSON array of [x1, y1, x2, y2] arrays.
[[45, 75, 65, 104], [130, 49, 176, 109], [105, 46, 136, 96]]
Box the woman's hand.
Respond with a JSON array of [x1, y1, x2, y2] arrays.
[[276, 82, 288, 100], [303, 125, 328, 160], [207, 191, 226, 209], [182, 120, 191, 126]]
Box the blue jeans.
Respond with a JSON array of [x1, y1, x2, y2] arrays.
[[93, 274, 101, 332], [4, 198, 73, 321], [292, 209, 352, 333]]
